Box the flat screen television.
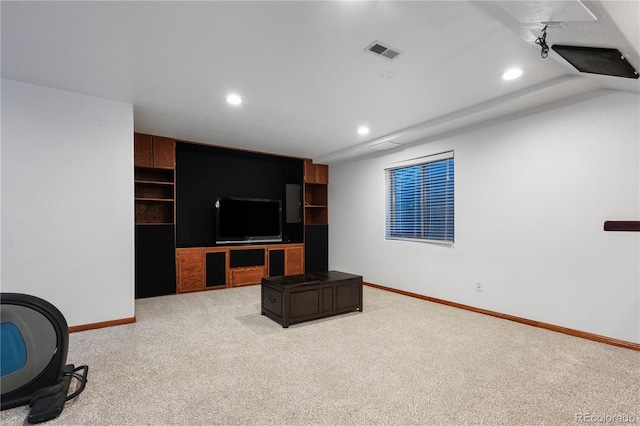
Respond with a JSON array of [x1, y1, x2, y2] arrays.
[[215, 197, 282, 244]]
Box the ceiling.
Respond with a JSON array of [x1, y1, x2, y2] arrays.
[[2, 1, 638, 163]]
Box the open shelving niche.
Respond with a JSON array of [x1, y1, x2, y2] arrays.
[[134, 133, 176, 225], [134, 168, 175, 225], [304, 159, 328, 225]]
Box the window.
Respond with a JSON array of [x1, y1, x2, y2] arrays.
[[385, 152, 454, 243]]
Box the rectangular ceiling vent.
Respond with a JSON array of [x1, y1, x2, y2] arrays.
[[368, 141, 401, 151], [366, 41, 401, 60]]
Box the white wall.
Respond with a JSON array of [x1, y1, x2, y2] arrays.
[[329, 90, 640, 344], [1, 79, 135, 327]]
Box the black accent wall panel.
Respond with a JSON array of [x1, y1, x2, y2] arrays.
[[305, 225, 328, 273], [135, 225, 176, 299], [230, 249, 265, 268], [206, 252, 226, 287], [176, 143, 304, 248], [269, 249, 285, 276]]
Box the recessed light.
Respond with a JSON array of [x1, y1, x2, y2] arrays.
[[357, 126, 370, 136], [501, 68, 523, 80], [226, 94, 242, 105]]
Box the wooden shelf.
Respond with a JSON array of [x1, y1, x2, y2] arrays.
[[304, 160, 328, 225], [134, 179, 174, 185], [135, 169, 173, 182], [134, 133, 175, 225], [135, 198, 174, 202]]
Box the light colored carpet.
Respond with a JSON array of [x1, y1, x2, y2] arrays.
[[2, 285, 638, 425]]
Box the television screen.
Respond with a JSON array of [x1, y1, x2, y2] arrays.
[[215, 197, 282, 244]]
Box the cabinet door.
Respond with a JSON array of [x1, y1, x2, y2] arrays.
[[134, 133, 154, 168], [176, 250, 205, 293], [285, 246, 304, 275], [304, 160, 328, 184], [314, 164, 329, 184], [153, 137, 175, 169]]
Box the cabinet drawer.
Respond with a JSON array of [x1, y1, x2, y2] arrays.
[[231, 266, 266, 286]]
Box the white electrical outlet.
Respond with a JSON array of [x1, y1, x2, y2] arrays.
[[476, 281, 483, 292]]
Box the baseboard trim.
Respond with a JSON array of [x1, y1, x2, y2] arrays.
[[69, 317, 136, 333], [364, 282, 640, 351]]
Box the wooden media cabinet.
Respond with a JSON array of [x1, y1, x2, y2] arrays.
[[175, 244, 304, 292]]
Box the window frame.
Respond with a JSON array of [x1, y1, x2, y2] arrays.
[[384, 151, 455, 245]]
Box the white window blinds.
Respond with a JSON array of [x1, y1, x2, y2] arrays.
[[385, 152, 454, 243]]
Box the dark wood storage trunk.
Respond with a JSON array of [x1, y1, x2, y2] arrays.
[[261, 271, 362, 328]]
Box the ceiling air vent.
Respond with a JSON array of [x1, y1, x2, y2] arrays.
[[368, 141, 401, 151], [366, 41, 401, 60]]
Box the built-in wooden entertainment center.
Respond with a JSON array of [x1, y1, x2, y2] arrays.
[[133, 133, 328, 298], [175, 244, 304, 292]]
